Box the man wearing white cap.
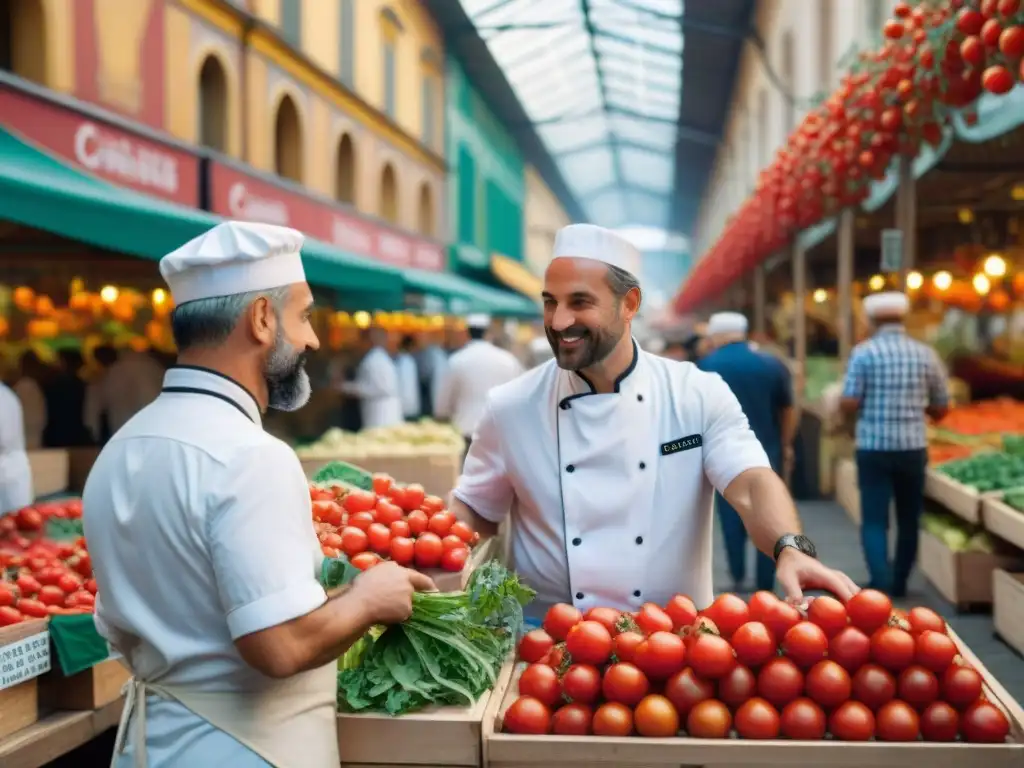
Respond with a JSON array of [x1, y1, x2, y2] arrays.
[[448, 224, 857, 621], [840, 291, 949, 596], [700, 312, 798, 593], [435, 313, 524, 450], [83, 221, 433, 768]]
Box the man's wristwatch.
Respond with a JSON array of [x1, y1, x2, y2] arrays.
[[773, 533, 817, 562]]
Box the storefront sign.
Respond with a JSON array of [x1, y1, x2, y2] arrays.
[[0, 631, 51, 692], [0, 85, 200, 207], [210, 161, 446, 271]]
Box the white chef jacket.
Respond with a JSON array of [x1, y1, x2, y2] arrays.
[[342, 346, 404, 429], [434, 340, 524, 437], [417, 344, 449, 411], [13, 376, 45, 450], [395, 352, 422, 419], [0, 383, 32, 515], [453, 341, 770, 619], [85, 351, 165, 440], [83, 366, 329, 767]]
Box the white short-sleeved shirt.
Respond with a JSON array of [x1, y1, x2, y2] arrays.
[[453, 345, 769, 617], [434, 340, 525, 437]]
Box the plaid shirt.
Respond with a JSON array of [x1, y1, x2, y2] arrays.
[[842, 325, 949, 451]]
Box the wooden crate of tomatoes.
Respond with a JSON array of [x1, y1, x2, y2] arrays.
[[486, 590, 1024, 767]]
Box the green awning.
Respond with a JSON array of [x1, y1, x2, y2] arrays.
[[0, 127, 404, 298], [401, 268, 540, 318]]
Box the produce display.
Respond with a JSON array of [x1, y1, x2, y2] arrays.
[[1002, 488, 1024, 513], [504, 590, 1011, 742], [928, 443, 976, 465], [935, 451, 1024, 493], [296, 419, 465, 459], [932, 399, 1024, 439], [0, 498, 96, 625], [921, 511, 995, 554], [803, 356, 841, 403]]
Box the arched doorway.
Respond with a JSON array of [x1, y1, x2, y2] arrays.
[[417, 182, 434, 237], [335, 133, 355, 204], [380, 163, 398, 224], [274, 94, 303, 182], [0, 0, 47, 85], [197, 55, 228, 152]]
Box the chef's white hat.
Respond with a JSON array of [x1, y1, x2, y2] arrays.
[[552, 224, 642, 278], [863, 291, 910, 319], [466, 313, 491, 330], [707, 311, 748, 336], [160, 221, 306, 305]]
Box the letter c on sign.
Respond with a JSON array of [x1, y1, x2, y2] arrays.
[[74, 123, 100, 170], [228, 182, 246, 216]]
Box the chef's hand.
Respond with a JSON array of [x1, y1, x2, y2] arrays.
[[351, 561, 436, 625], [775, 548, 859, 604]]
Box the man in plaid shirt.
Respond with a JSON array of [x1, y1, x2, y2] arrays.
[[840, 291, 949, 596]]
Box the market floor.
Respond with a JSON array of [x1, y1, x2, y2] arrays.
[[712, 498, 1024, 705]]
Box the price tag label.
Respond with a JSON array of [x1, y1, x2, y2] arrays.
[[0, 632, 51, 691]]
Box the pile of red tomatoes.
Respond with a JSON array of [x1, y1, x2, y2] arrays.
[[504, 589, 1011, 743], [310, 474, 478, 573]]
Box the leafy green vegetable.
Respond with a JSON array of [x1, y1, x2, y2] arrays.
[[337, 560, 534, 716], [1004, 435, 1024, 457], [938, 451, 1024, 492], [320, 555, 361, 591], [311, 460, 373, 491], [45, 517, 84, 541]]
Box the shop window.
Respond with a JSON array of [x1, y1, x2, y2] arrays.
[[0, 0, 47, 85], [866, 0, 885, 37], [197, 55, 228, 152], [339, 0, 354, 86], [421, 76, 436, 148], [418, 182, 434, 237], [383, 42, 397, 118], [457, 145, 476, 244], [380, 8, 402, 119], [380, 162, 399, 224], [335, 133, 355, 204], [779, 30, 795, 135], [273, 94, 303, 182], [280, 0, 301, 48], [818, 0, 834, 92]]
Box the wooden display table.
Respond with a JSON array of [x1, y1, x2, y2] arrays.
[[26, 450, 69, 499], [0, 697, 122, 768], [924, 468, 982, 524]]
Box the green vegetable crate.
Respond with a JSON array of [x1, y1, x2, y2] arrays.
[[993, 569, 1024, 659], [924, 467, 982, 524], [982, 495, 1024, 552], [918, 528, 1024, 610]]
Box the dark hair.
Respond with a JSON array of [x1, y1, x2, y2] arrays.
[[606, 265, 641, 307], [468, 327, 486, 341], [170, 287, 289, 351], [94, 346, 118, 366], [400, 334, 415, 351]]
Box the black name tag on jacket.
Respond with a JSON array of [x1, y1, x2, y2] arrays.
[[661, 434, 703, 456]]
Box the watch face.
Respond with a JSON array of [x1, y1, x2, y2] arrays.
[[794, 535, 817, 558]]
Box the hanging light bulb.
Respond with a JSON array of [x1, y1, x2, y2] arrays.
[[906, 271, 923, 290], [812, 288, 828, 304], [868, 274, 886, 291], [100, 285, 119, 303], [151, 288, 167, 306], [983, 253, 1007, 278], [932, 271, 953, 291], [973, 273, 991, 295]]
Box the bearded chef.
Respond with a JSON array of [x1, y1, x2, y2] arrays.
[[449, 224, 859, 621], [84, 221, 434, 768]]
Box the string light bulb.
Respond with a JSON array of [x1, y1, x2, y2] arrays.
[[983, 254, 1007, 278], [100, 285, 119, 303], [906, 271, 923, 290], [932, 271, 953, 291], [973, 273, 991, 296]]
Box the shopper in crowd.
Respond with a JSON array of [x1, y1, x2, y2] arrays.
[[415, 328, 448, 418], [699, 312, 798, 593], [84, 221, 433, 768], [448, 224, 857, 622], [13, 351, 47, 450], [0, 380, 32, 515], [395, 334, 422, 421], [840, 291, 950, 596], [83, 345, 118, 445], [84, 345, 164, 443], [434, 314, 523, 451], [337, 326, 404, 429]]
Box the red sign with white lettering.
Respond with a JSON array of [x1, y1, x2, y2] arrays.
[[0, 85, 200, 207], [209, 161, 446, 271]]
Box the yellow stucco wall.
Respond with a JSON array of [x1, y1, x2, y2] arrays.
[[4, 0, 74, 94], [524, 166, 572, 278]]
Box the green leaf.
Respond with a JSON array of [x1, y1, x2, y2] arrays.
[[320, 555, 361, 590], [311, 461, 373, 491]]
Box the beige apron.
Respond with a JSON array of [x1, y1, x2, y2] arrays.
[[110, 662, 339, 768]]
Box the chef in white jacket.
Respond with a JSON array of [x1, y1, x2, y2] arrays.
[[434, 314, 524, 447], [0, 381, 33, 514], [84, 221, 433, 768], [448, 224, 858, 620], [339, 327, 404, 429]]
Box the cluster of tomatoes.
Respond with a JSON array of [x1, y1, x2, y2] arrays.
[[310, 474, 478, 573], [0, 499, 97, 626], [677, 0, 1024, 313], [503, 589, 1011, 743]]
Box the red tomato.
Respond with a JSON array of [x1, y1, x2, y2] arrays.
[[915, 629, 957, 673], [366, 523, 391, 555], [686, 699, 732, 738], [400, 484, 426, 512], [942, 665, 983, 709], [348, 511, 375, 532], [851, 664, 896, 710], [71, 551, 92, 578], [689, 634, 735, 679], [757, 657, 804, 708], [503, 696, 552, 734], [15, 574, 40, 596], [565, 620, 613, 666], [312, 500, 344, 527], [321, 532, 344, 551], [440, 545, 469, 572], [735, 697, 781, 739], [441, 534, 465, 552], [349, 552, 380, 571], [389, 536, 415, 566], [780, 697, 826, 740], [592, 701, 633, 736], [703, 593, 750, 638], [920, 700, 960, 742], [876, 700, 920, 741], [907, 606, 945, 635], [601, 662, 650, 706], [420, 495, 445, 515], [562, 663, 601, 704], [828, 700, 876, 741], [37, 585, 65, 607], [633, 631, 686, 680], [0, 606, 23, 626], [748, 590, 780, 623], [406, 509, 428, 536], [518, 628, 555, 663], [371, 473, 393, 496], [782, 621, 828, 669], [16, 507, 43, 531], [960, 700, 1010, 743], [544, 644, 567, 670], [829, 626, 872, 672], [805, 660, 851, 709], [518, 663, 562, 707], [664, 667, 715, 716], [65, 590, 95, 610], [374, 499, 404, 526], [731, 621, 775, 668], [612, 631, 644, 663], [84, 579, 98, 595], [389, 520, 411, 539], [846, 589, 892, 634], [634, 694, 680, 737], [427, 511, 455, 537], [665, 594, 698, 631], [449, 520, 475, 544], [36, 566, 64, 587], [0, 583, 16, 607], [717, 664, 757, 708], [763, 600, 802, 639], [413, 533, 443, 569], [807, 596, 848, 637], [543, 603, 583, 641], [342, 490, 377, 515], [584, 606, 622, 635], [17, 598, 48, 618], [870, 626, 915, 671], [551, 703, 592, 735], [340, 527, 369, 557], [635, 602, 674, 635], [896, 665, 939, 710]]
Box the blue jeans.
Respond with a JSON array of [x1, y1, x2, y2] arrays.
[[856, 448, 927, 595], [715, 493, 776, 592]]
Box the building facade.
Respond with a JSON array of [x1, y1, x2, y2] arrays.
[[523, 165, 570, 279], [0, 0, 448, 270]]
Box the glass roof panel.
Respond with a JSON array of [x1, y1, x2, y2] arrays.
[[619, 147, 674, 191], [537, 117, 610, 153], [557, 147, 618, 194], [607, 112, 677, 146]]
